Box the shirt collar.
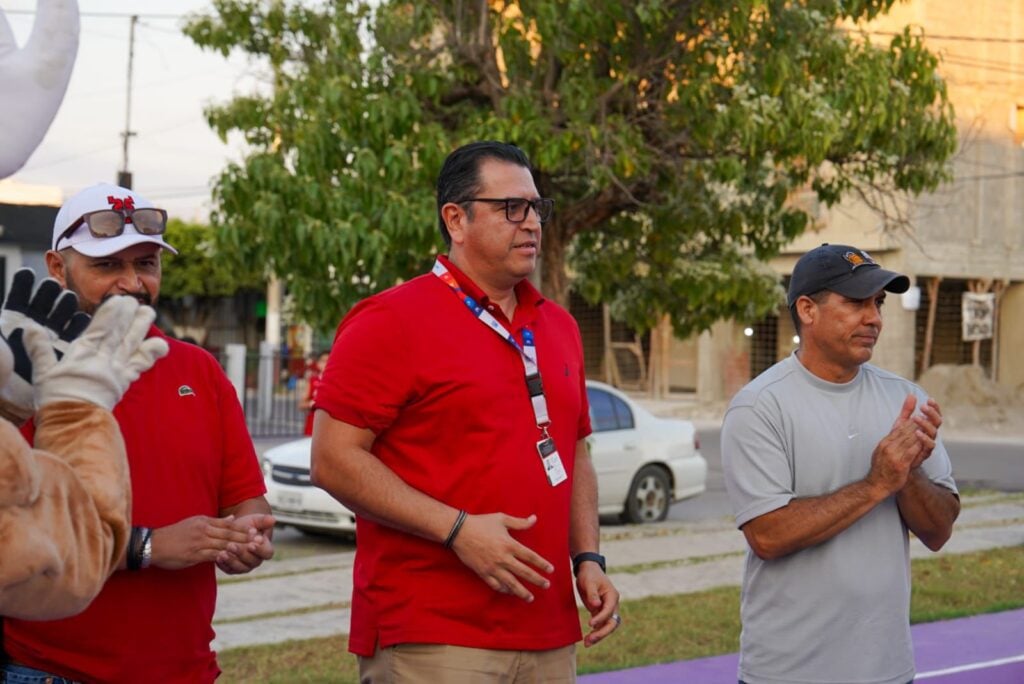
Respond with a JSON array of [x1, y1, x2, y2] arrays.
[[435, 254, 545, 318]]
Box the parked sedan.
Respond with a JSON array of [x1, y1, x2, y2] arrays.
[[261, 437, 357, 536], [261, 380, 707, 534], [586, 380, 707, 523]]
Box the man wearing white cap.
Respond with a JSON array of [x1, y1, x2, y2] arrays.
[[3, 183, 275, 684]]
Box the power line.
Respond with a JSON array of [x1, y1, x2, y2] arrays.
[[20, 143, 120, 173], [3, 9, 186, 20], [868, 30, 1024, 44], [953, 171, 1024, 182], [942, 58, 1024, 77]]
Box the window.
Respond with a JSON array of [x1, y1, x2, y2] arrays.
[[587, 387, 635, 432]]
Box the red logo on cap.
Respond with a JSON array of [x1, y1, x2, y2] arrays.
[[108, 195, 136, 223]]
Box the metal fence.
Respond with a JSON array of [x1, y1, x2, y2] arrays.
[[220, 347, 317, 438]]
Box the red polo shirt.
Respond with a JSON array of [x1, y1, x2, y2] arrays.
[[7, 329, 266, 683], [316, 255, 591, 655]]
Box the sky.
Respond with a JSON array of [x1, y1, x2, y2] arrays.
[[3, 0, 264, 221]]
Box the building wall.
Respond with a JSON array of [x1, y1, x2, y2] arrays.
[[692, 0, 1024, 400], [997, 283, 1024, 391]]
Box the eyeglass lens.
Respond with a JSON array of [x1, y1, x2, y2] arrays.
[[507, 198, 553, 222], [87, 209, 166, 236]]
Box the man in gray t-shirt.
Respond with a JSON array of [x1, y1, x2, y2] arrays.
[[722, 244, 960, 684]]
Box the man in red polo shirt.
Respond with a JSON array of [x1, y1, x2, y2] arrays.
[[3, 183, 274, 684], [311, 141, 621, 681]]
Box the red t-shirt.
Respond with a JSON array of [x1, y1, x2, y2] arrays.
[[6, 329, 266, 683], [315, 256, 592, 656]]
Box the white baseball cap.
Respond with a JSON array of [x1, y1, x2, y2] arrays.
[[52, 182, 178, 257]]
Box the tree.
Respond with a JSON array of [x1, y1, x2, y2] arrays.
[[159, 219, 263, 345], [184, 0, 956, 335]]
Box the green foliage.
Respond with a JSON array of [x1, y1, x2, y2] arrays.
[[158, 219, 263, 343], [184, 0, 956, 334], [161, 219, 262, 299]]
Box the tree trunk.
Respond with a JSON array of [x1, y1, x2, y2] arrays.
[[540, 219, 570, 307]]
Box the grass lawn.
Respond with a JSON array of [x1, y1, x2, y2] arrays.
[[218, 545, 1024, 683]]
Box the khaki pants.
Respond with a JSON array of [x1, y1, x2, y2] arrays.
[[358, 643, 576, 684]]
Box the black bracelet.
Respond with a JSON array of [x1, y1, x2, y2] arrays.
[[127, 526, 142, 571], [443, 510, 468, 549], [572, 551, 607, 576]]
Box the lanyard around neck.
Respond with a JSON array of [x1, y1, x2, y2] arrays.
[[432, 258, 550, 429]]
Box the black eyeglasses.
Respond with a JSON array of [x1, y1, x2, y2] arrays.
[[56, 208, 168, 249], [458, 197, 554, 223]]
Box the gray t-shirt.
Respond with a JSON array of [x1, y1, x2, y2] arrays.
[[722, 353, 957, 684]]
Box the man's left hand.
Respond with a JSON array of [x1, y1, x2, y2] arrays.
[[215, 513, 276, 574], [892, 394, 943, 471], [577, 562, 621, 647]]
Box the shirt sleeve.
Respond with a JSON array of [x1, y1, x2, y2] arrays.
[[913, 386, 958, 495], [721, 399, 796, 529], [315, 297, 416, 435], [211, 358, 266, 509]]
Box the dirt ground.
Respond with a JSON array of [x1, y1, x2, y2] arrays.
[[916, 364, 1024, 438], [651, 363, 1024, 440]]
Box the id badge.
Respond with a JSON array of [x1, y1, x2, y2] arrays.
[[537, 437, 568, 487]]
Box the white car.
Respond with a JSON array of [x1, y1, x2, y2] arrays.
[[261, 437, 358, 535], [261, 380, 707, 534]]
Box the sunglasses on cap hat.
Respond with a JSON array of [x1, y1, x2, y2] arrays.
[[55, 207, 168, 250]]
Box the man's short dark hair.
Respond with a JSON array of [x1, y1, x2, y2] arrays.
[[436, 141, 532, 248], [789, 289, 831, 334]]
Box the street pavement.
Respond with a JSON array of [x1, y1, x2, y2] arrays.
[[211, 489, 1024, 651]]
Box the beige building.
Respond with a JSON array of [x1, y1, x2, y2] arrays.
[[676, 0, 1024, 404]]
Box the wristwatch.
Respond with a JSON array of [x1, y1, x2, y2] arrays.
[[572, 552, 606, 576], [140, 528, 153, 569]]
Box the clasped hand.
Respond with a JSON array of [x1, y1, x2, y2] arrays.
[[150, 513, 275, 574], [868, 394, 943, 496]]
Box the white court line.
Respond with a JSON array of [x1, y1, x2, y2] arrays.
[[916, 653, 1024, 679]]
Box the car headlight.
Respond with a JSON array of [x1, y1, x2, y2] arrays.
[[261, 459, 273, 479]]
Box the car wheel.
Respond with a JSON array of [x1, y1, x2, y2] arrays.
[[623, 465, 671, 524]]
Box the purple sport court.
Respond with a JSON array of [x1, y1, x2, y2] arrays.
[[580, 608, 1024, 683]]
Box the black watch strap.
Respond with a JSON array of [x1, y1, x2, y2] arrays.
[[572, 552, 606, 576]]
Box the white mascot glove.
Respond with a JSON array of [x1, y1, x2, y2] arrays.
[[26, 296, 169, 410], [0, 0, 80, 177]]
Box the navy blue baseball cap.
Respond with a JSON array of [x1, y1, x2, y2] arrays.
[[787, 244, 910, 307]]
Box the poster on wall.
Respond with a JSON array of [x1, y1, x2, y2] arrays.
[[961, 292, 995, 341]]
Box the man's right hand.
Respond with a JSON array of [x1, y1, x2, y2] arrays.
[[149, 515, 256, 570], [450, 512, 554, 603], [866, 394, 938, 496]]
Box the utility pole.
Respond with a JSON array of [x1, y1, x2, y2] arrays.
[[117, 15, 138, 189]]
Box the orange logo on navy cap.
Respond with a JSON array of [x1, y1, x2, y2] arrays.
[[843, 250, 875, 270]]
